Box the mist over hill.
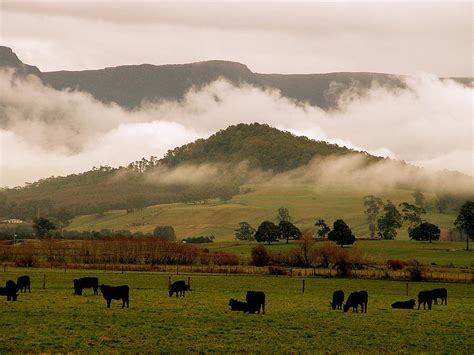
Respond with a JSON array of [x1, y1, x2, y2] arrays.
[[0, 46, 472, 189], [1, 122, 473, 222], [2, 45, 470, 111], [0, 123, 368, 219]]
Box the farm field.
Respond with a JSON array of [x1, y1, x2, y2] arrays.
[[0, 268, 473, 353], [201, 239, 474, 267], [68, 183, 458, 241]]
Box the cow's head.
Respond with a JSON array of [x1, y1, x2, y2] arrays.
[[343, 303, 350, 312], [228, 299, 238, 309], [73, 279, 83, 295], [330, 301, 336, 310]]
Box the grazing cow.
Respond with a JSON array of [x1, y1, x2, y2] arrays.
[[229, 299, 252, 313], [73, 277, 99, 296], [418, 290, 433, 310], [431, 288, 447, 305], [330, 290, 345, 310], [246, 291, 265, 314], [391, 299, 416, 309], [100, 284, 129, 308], [17, 275, 31, 293], [343, 291, 368, 313], [169, 280, 191, 297], [0, 280, 18, 301]]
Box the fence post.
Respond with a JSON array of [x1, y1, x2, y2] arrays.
[[168, 276, 171, 288], [302, 279, 305, 293], [188, 276, 191, 287], [64, 262, 67, 273], [43, 274, 46, 289], [3, 264, 5, 272], [121, 265, 124, 274], [176, 266, 179, 275], [406, 282, 408, 296]]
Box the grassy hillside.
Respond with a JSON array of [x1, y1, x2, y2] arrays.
[[69, 183, 458, 241]]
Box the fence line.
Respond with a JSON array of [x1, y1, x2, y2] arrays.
[[2, 261, 472, 283]]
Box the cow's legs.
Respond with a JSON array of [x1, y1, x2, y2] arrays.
[[107, 299, 111, 308]]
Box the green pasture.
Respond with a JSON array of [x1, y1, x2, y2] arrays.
[[201, 239, 474, 267], [69, 183, 457, 241], [0, 268, 473, 353]]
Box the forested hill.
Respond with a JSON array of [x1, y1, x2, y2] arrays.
[[161, 123, 378, 171], [0, 124, 375, 220]]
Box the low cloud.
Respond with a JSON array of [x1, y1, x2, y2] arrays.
[[0, 69, 472, 188]]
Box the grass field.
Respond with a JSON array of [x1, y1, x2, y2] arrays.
[[0, 268, 473, 353], [68, 183, 458, 241], [201, 239, 474, 267]]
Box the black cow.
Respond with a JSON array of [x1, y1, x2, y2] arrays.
[[391, 299, 416, 309], [343, 291, 368, 313], [246, 291, 265, 314], [169, 280, 191, 297], [0, 280, 18, 301], [100, 284, 129, 308], [73, 277, 99, 295], [331, 290, 344, 310], [229, 299, 252, 313], [431, 288, 447, 305], [418, 290, 433, 310], [17, 275, 30, 293]]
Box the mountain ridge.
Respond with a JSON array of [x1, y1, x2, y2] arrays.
[[3, 46, 471, 110]]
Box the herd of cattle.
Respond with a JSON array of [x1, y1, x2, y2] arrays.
[[1, 275, 448, 313], [328, 287, 448, 312]]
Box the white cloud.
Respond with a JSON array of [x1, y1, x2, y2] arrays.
[[0, 70, 472, 187]]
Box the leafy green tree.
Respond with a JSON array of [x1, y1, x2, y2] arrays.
[[454, 201, 474, 251], [32, 217, 56, 239], [234, 222, 256, 241], [328, 219, 355, 247], [377, 200, 402, 240], [153, 226, 176, 241], [254, 221, 280, 245], [278, 220, 302, 244], [399, 202, 426, 232], [363, 195, 383, 239], [412, 190, 425, 208], [314, 219, 330, 238], [409, 222, 440, 243], [277, 207, 291, 222]]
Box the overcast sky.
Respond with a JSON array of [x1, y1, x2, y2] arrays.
[[1, 1, 472, 76]]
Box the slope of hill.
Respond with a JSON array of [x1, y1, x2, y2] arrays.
[[68, 182, 459, 242], [0, 46, 41, 77], [0, 123, 369, 219]]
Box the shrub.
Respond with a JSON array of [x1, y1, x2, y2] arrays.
[[407, 260, 425, 281], [312, 242, 339, 268], [387, 259, 406, 270], [14, 255, 38, 267], [182, 236, 214, 244], [268, 266, 288, 275], [251, 245, 270, 266], [212, 252, 240, 266]]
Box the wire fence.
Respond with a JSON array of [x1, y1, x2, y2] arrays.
[[2, 261, 472, 283]]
